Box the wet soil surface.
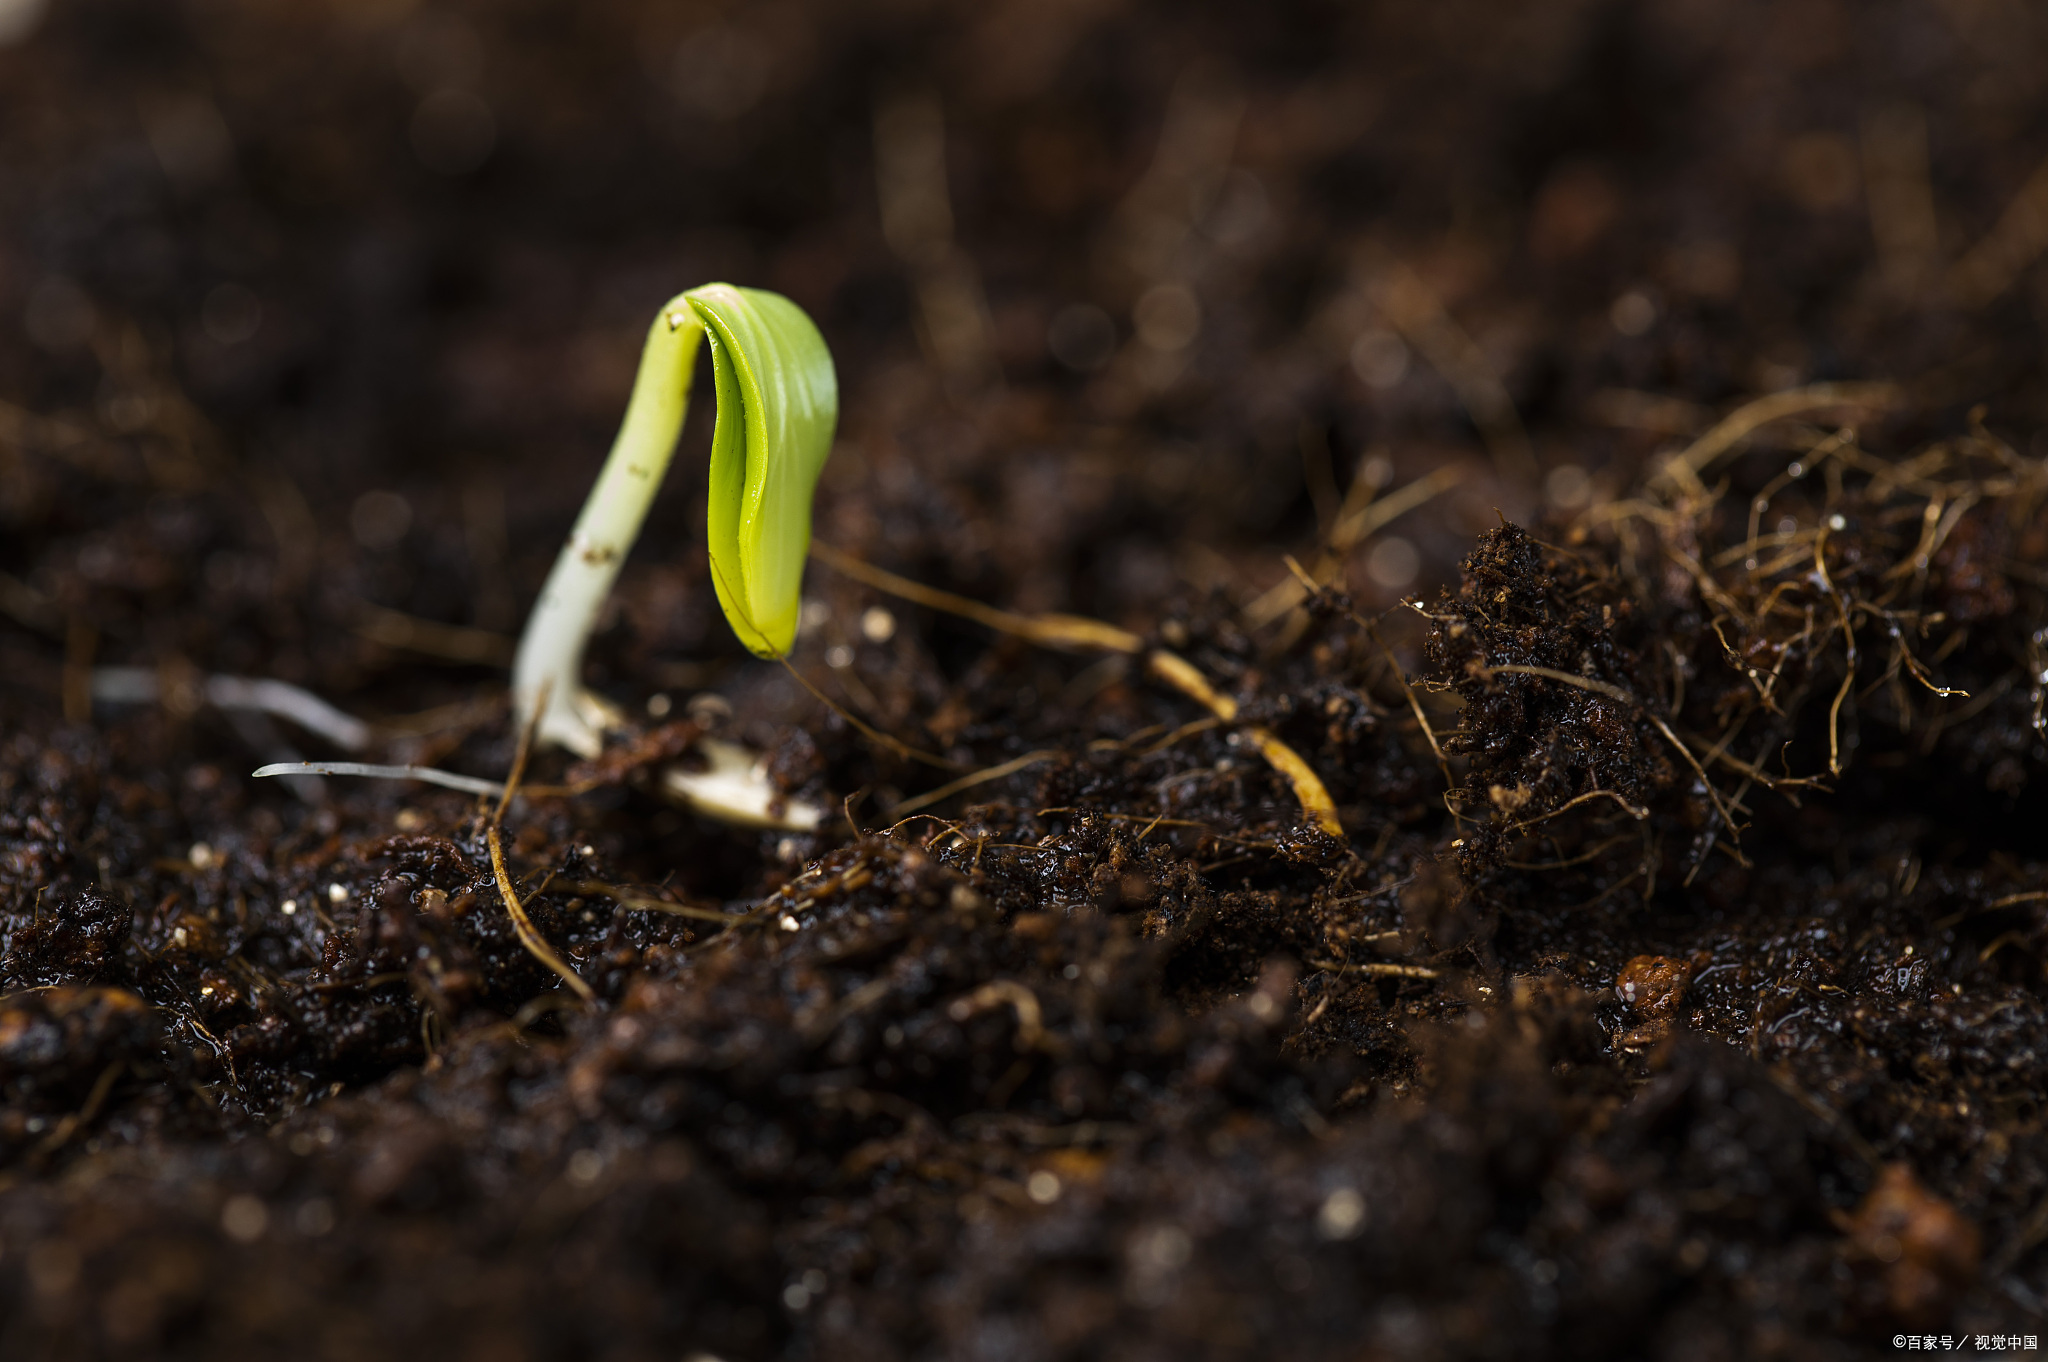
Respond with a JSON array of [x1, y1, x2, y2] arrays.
[[3, 1, 2048, 1358]]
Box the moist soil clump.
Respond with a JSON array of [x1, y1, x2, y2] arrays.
[[3, 2, 2048, 1358]]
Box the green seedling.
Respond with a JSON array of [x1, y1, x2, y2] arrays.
[[513, 284, 837, 751], [511, 284, 836, 826]]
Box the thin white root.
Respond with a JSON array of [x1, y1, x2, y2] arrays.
[[255, 742, 829, 833], [95, 668, 373, 752], [252, 761, 506, 797], [660, 738, 826, 831]]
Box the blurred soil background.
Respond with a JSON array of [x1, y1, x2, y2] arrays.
[[1, 0, 2047, 1357]]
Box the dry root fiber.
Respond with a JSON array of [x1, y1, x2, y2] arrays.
[[1426, 414, 2048, 894]]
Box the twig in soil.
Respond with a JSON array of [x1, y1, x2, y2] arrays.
[[303, 971, 410, 994], [1650, 381, 1900, 496], [801, 976, 897, 1046], [1366, 617, 1449, 763], [1503, 788, 1651, 830], [810, 541, 1143, 652], [1331, 466, 1464, 565], [1686, 736, 1831, 796], [98, 667, 374, 751], [888, 750, 1061, 817], [420, 1008, 447, 1060], [880, 813, 970, 847], [1930, 890, 2048, 931], [1978, 930, 2027, 964], [1646, 713, 1745, 858], [1129, 716, 1223, 757], [1307, 959, 1440, 980], [1482, 663, 1635, 705], [1874, 614, 1968, 699], [772, 654, 961, 772], [1242, 464, 1462, 629], [812, 542, 1344, 836], [1810, 530, 1860, 777], [1030, 807, 1284, 852], [1480, 662, 1745, 853], [487, 827, 594, 1004], [1147, 650, 1344, 836], [485, 694, 595, 1004], [493, 681, 544, 826], [1300, 992, 1335, 1029]]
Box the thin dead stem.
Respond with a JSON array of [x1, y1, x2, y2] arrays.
[[486, 686, 595, 1004], [1811, 531, 1859, 777], [1652, 382, 1899, 495], [1480, 662, 1744, 848], [890, 750, 1062, 817], [1308, 959, 1441, 980], [486, 824, 594, 1004], [1366, 620, 1450, 783], [1506, 787, 1650, 831], [775, 655, 961, 772], [813, 542, 1343, 837], [812, 541, 1142, 653]]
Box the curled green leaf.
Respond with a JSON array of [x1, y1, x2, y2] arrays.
[[690, 284, 838, 657]]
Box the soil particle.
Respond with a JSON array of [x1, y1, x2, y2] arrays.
[[1617, 954, 1691, 1019], [2, 887, 132, 988], [1426, 523, 1677, 878], [1840, 1163, 1985, 1328]]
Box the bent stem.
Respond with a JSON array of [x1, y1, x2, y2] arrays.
[[514, 295, 707, 758]]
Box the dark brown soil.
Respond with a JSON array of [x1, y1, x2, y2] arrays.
[[3, 1, 2047, 1358]]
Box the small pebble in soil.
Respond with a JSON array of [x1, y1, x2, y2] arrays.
[[1616, 955, 1692, 1017], [1839, 1163, 1982, 1326]]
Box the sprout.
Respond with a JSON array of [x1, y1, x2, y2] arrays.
[[512, 284, 837, 758]]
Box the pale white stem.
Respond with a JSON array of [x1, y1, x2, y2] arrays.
[[513, 296, 705, 757]]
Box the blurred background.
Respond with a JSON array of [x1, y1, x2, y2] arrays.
[[3, 0, 2045, 727]]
